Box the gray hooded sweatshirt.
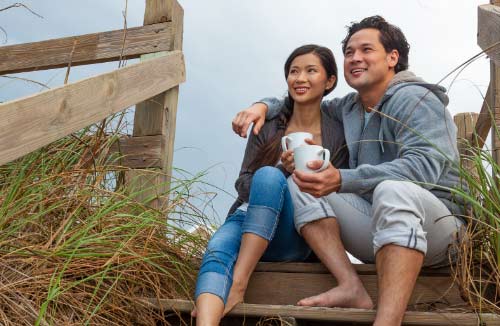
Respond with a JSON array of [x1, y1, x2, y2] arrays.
[[262, 71, 466, 217]]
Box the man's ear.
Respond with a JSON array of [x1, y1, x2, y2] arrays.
[[326, 75, 337, 90], [387, 49, 399, 69]]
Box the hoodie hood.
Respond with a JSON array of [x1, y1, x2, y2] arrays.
[[372, 71, 449, 153], [385, 71, 449, 106]]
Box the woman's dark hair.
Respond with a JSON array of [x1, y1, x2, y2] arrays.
[[341, 15, 410, 73], [249, 44, 338, 171]]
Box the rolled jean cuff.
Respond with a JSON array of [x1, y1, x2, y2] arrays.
[[195, 271, 231, 304], [294, 202, 335, 234], [373, 227, 427, 256], [241, 205, 279, 241]]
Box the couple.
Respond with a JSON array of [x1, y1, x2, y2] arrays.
[[193, 15, 466, 326]]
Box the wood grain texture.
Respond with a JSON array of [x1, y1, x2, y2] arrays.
[[254, 262, 452, 276], [0, 51, 185, 166], [110, 135, 163, 169], [127, 0, 183, 209], [478, 4, 500, 65], [474, 84, 492, 149], [492, 62, 500, 168], [244, 271, 464, 307], [454, 112, 480, 173], [142, 299, 500, 325], [0, 22, 173, 75]]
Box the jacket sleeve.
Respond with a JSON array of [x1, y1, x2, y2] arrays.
[[234, 124, 267, 202], [339, 87, 459, 195], [259, 97, 342, 120]]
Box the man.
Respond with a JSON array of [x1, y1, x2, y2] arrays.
[[232, 16, 465, 326]]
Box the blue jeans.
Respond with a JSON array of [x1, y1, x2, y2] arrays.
[[195, 166, 311, 304]]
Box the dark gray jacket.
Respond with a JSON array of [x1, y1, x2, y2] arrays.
[[228, 106, 349, 216]]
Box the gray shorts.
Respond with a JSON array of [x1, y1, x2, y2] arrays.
[[288, 178, 464, 267]]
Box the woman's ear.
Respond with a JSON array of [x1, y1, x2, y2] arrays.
[[326, 75, 337, 90]]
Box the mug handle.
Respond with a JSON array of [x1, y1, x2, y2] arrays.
[[315, 149, 330, 172], [281, 136, 290, 152]]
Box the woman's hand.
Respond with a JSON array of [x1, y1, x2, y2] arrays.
[[232, 102, 268, 138], [281, 149, 295, 173]]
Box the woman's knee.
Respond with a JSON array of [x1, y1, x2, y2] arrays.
[[252, 166, 286, 189]]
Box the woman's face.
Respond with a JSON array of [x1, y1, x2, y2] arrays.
[[287, 53, 336, 105]]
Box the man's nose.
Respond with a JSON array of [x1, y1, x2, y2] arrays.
[[351, 50, 363, 62]]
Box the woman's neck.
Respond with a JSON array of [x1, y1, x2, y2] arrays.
[[288, 101, 322, 131]]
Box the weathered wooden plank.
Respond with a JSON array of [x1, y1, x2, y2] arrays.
[[110, 135, 163, 169], [474, 84, 492, 149], [128, 0, 183, 209], [0, 51, 185, 167], [454, 112, 480, 173], [0, 22, 174, 75], [254, 262, 452, 276], [245, 271, 464, 307], [143, 299, 500, 326], [491, 61, 500, 171], [478, 4, 500, 65]]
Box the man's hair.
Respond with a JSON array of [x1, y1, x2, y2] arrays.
[[341, 15, 410, 73]]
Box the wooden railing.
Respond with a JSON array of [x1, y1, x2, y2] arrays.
[[0, 0, 184, 208], [453, 2, 499, 167]]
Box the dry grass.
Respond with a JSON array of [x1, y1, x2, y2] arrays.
[[0, 120, 212, 325], [451, 138, 500, 315]]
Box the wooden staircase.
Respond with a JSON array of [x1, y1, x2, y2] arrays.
[[143, 262, 500, 325]]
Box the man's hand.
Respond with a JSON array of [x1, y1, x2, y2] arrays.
[[292, 162, 341, 197], [232, 102, 268, 138]]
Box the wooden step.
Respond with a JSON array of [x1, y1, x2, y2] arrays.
[[247, 262, 465, 308], [144, 298, 500, 326]]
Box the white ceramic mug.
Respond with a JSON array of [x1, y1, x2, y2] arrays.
[[294, 145, 330, 173], [281, 132, 313, 152]]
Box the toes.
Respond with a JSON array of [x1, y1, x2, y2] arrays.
[[190, 308, 197, 318]]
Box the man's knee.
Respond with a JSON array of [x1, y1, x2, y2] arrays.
[[371, 180, 428, 256]]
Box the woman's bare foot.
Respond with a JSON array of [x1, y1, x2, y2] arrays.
[[190, 307, 197, 318], [222, 281, 246, 316], [297, 281, 373, 309]]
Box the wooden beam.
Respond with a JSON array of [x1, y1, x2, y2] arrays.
[[254, 262, 452, 276], [474, 84, 492, 149], [245, 271, 463, 308], [492, 61, 500, 167], [0, 22, 174, 75], [0, 51, 185, 167], [478, 4, 500, 65], [143, 299, 500, 326], [128, 0, 183, 209], [110, 135, 163, 169]]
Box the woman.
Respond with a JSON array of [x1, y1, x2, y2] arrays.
[[193, 44, 348, 325]]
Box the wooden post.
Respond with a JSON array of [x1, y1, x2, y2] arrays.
[[489, 0, 500, 170], [491, 61, 500, 168], [127, 0, 184, 209], [454, 112, 479, 173]]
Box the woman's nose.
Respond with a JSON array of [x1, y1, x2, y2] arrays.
[[296, 71, 307, 82]]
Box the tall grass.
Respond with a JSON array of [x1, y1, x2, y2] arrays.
[[451, 127, 500, 314], [0, 119, 213, 325]]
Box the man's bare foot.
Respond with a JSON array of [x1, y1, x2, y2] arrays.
[[297, 282, 374, 309], [222, 282, 246, 316]]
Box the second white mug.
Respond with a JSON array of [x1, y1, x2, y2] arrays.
[[281, 132, 313, 152], [294, 145, 330, 173]]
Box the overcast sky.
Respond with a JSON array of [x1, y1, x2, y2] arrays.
[[0, 0, 491, 224]]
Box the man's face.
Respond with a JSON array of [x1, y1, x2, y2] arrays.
[[343, 28, 399, 93]]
